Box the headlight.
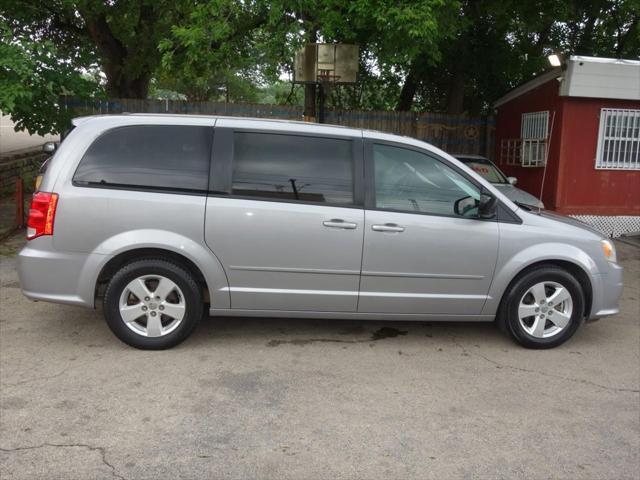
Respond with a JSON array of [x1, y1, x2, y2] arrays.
[[601, 239, 617, 263]]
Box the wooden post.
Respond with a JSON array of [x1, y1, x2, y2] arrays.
[[15, 178, 25, 229]]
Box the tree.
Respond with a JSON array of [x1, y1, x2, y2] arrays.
[[157, 0, 271, 102], [2, 0, 638, 125], [311, 0, 461, 111], [402, 0, 640, 114], [0, 19, 100, 135], [2, 0, 189, 98]]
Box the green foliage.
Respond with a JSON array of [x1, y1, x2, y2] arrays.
[[157, 0, 272, 101], [2, 0, 639, 124], [0, 20, 102, 135]]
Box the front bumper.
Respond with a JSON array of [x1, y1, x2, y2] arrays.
[[18, 237, 105, 308], [589, 262, 624, 320]]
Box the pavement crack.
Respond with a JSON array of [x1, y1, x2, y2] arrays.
[[448, 334, 639, 394], [0, 442, 126, 480]]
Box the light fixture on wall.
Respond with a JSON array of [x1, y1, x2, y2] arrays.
[[548, 54, 562, 67]]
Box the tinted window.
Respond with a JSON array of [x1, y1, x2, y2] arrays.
[[74, 125, 212, 192], [373, 144, 480, 217], [232, 132, 354, 205]]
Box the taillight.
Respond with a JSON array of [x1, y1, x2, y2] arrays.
[[27, 192, 59, 240]]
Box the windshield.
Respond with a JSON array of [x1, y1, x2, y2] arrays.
[[457, 157, 508, 184]]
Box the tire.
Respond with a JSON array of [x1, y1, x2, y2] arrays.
[[497, 266, 585, 349], [103, 258, 203, 350]]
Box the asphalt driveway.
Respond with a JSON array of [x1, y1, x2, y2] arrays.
[[1, 234, 638, 479]]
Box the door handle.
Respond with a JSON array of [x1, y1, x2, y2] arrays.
[[323, 218, 358, 229], [372, 223, 405, 233]]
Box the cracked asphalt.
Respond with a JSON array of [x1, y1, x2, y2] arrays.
[[1, 234, 639, 479]]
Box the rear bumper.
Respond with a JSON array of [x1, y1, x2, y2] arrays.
[[18, 238, 104, 308], [589, 262, 624, 320]]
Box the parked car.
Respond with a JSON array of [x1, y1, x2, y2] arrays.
[[19, 115, 623, 350], [453, 154, 544, 209]]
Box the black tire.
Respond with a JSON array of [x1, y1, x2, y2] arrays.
[[497, 266, 585, 349], [103, 258, 203, 349]]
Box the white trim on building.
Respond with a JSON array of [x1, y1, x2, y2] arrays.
[[560, 56, 640, 101], [493, 56, 640, 108]]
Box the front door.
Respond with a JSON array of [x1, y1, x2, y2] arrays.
[[359, 142, 499, 315], [205, 125, 364, 312]]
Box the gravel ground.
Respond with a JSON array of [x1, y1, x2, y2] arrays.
[[1, 234, 638, 479]]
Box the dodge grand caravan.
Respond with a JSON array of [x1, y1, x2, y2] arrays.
[[18, 115, 623, 350]]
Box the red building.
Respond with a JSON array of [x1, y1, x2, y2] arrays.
[[493, 56, 639, 236]]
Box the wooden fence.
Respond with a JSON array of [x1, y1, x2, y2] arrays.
[[62, 97, 494, 156]]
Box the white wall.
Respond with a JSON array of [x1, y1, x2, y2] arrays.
[[0, 114, 59, 156], [560, 56, 640, 101]]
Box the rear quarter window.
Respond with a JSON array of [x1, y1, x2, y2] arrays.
[[73, 125, 213, 192]]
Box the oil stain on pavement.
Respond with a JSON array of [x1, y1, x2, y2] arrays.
[[266, 326, 408, 347]]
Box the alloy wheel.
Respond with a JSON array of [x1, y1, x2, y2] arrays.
[[118, 275, 186, 337], [518, 281, 573, 339]]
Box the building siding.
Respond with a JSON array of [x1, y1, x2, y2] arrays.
[[556, 97, 640, 215], [494, 78, 565, 209], [495, 77, 640, 216]]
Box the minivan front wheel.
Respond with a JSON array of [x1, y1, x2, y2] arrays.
[[103, 259, 203, 349], [499, 266, 585, 348]]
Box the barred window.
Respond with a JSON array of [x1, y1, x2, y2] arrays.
[[595, 109, 640, 170], [520, 111, 549, 167]]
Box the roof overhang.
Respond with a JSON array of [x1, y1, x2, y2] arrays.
[[493, 68, 562, 109], [493, 55, 640, 109], [559, 55, 640, 100]]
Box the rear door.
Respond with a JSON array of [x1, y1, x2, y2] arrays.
[[204, 121, 364, 312], [359, 141, 499, 315]]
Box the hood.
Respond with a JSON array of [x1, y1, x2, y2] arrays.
[[493, 184, 544, 208], [535, 209, 605, 237]]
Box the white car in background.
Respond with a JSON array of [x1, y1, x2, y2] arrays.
[[454, 154, 544, 209]]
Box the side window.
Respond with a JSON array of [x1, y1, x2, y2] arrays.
[[373, 144, 480, 217], [232, 132, 354, 205], [74, 125, 213, 192]]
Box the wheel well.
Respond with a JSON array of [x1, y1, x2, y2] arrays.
[[95, 248, 210, 303], [502, 260, 593, 318]]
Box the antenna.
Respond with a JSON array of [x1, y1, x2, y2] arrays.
[[538, 111, 556, 212]]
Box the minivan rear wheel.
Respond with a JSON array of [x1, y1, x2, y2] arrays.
[[103, 258, 203, 349], [498, 266, 585, 349]]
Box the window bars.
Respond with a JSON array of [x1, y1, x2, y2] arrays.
[[595, 109, 640, 170], [499, 138, 547, 167], [500, 139, 521, 166], [521, 111, 549, 167]]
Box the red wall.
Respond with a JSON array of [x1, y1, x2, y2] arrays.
[[494, 79, 565, 209], [556, 98, 640, 215], [495, 79, 640, 215]]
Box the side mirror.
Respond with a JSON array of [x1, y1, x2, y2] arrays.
[[507, 176, 517, 185], [454, 196, 479, 217], [479, 193, 498, 219], [42, 142, 57, 154]]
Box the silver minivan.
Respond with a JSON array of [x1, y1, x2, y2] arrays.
[[18, 115, 623, 350]]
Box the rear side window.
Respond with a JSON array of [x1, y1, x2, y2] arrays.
[[74, 125, 213, 192], [232, 132, 354, 205]]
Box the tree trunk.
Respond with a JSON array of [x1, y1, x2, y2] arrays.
[[304, 84, 317, 120], [105, 73, 151, 98], [301, 15, 317, 120], [446, 70, 465, 114], [81, 10, 152, 98], [396, 68, 418, 111]]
